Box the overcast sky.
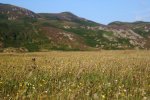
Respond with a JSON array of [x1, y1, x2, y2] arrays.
[[1, 0, 150, 24]]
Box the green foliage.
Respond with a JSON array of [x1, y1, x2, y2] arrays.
[[0, 7, 149, 51], [65, 28, 118, 49], [133, 28, 150, 38], [0, 14, 8, 19], [74, 20, 99, 26], [0, 18, 51, 51], [51, 45, 80, 51], [24, 43, 39, 52], [41, 22, 52, 27], [22, 17, 38, 23]]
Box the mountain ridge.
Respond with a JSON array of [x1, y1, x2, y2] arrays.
[[0, 3, 150, 52]]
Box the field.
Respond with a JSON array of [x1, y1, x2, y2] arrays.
[[0, 51, 149, 100]]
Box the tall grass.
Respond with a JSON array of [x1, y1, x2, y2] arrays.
[[0, 51, 149, 99]]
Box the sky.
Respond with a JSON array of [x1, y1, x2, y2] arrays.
[[0, 0, 150, 25]]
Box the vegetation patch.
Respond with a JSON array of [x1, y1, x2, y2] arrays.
[[0, 51, 149, 99]]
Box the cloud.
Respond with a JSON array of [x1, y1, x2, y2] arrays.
[[135, 14, 150, 21], [135, 16, 143, 21]]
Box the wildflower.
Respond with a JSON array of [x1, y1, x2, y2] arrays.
[[19, 83, 22, 87], [42, 79, 46, 83], [69, 89, 72, 92], [143, 97, 147, 100], [32, 86, 35, 90], [44, 91, 48, 93], [69, 72, 71, 74], [123, 89, 127, 92], [115, 80, 118, 83], [39, 84, 43, 87], [101, 95, 105, 99], [63, 80, 66, 83], [118, 92, 121, 95], [79, 82, 82, 85]]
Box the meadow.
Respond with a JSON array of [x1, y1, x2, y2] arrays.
[[0, 50, 149, 100]]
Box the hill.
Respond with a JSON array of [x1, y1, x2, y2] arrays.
[[0, 3, 150, 51]]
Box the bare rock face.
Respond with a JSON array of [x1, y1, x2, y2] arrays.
[[3, 47, 28, 53], [0, 3, 39, 20], [107, 21, 150, 49]]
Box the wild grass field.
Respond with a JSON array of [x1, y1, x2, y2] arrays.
[[0, 50, 149, 100]]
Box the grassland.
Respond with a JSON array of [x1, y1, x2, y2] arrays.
[[0, 51, 149, 100]]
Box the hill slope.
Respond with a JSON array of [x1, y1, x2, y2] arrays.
[[0, 3, 150, 51], [0, 3, 88, 51]]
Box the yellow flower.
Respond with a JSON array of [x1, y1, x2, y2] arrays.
[[123, 89, 127, 92], [42, 79, 45, 82], [69, 89, 72, 92], [19, 83, 22, 87], [101, 95, 105, 99]]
